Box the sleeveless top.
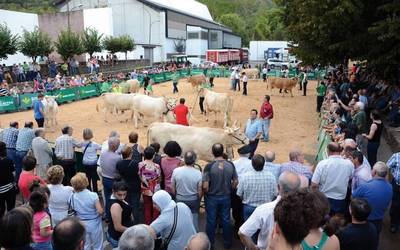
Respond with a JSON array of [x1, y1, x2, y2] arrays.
[[131, 144, 143, 162], [301, 232, 329, 250], [108, 198, 133, 240], [370, 122, 383, 143]]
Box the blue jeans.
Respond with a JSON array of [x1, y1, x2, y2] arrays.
[[106, 232, 119, 248], [102, 177, 114, 220], [6, 148, 16, 165], [243, 204, 256, 221], [205, 195, 232, 248], [15, 150, 27, 182], [31, 241, 53, 250], [261, 119, 271, 141], [328, 198, 346, 215]]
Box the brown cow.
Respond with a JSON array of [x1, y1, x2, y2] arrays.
[[267, 77, 299, 97], [183, 74, 207, 91]]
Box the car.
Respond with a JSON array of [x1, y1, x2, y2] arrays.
[[200, 61, 219, 68], [267, 58, 286, 69]]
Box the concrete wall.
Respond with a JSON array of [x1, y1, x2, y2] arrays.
[[39, 11, 85, 63], [0, 9, 39, 65]]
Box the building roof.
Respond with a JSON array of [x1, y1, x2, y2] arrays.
[[144, 0, 213, 21]]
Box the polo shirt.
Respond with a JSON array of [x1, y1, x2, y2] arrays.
[[353, 178, 393, 220], [312, 155, 353, 200], [244, 119, 262, 140], [174, 104, 189, 126], [33, 99, 44, 119], [239, 196, 281, 250], [99, 150, 122, 179], [16, 128, 35, 152], [260, 102, 273, 119]]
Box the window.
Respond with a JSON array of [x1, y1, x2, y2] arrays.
[[201, 31, 208, 40], [187, 32, 199, 39]]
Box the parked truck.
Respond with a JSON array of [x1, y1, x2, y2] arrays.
[[206, 48, 249, 65]]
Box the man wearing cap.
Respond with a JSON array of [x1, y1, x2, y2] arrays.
[[244, 109, 262, 158]]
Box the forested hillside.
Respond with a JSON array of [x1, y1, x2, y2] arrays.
[[199, 0, 287, 45]]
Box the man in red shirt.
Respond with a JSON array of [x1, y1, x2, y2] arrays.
[[259, 95, 273, 142], [174, 98, 190, 126]]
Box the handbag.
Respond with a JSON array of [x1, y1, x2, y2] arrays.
[[67, 193, 76, 217], [154, 205, 178, 250]]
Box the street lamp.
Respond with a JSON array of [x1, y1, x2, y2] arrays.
[[67, 3, 83, 29]]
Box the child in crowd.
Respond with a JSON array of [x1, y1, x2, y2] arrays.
[[29, 191, 53, 250]]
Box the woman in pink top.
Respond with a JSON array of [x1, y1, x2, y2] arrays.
[[160, 141, 183, 196], [139, 146, 161, 225], [29, 191, 53, 250]]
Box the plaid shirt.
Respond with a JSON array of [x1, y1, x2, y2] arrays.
[[16, 128, 35, 152], [55, 134, 80, 160], [2, 127, 19, 149], [280, 161, 313, 179], [237, 169, 278, 207], [387, 152, 400, 185]]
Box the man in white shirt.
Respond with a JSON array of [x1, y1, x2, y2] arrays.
[[262, 66, 268, 82], [232, 145, 252, 236], [350, 150, 372, 193], [239, 172, 301, 250], [230, 70, 236, 90], [312, 142, 353, 215]]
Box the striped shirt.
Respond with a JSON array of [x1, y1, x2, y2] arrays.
[[16, 128, 35, 152], [2, 127, 19, 149], [280, 161, 313, 180], [387, 152, 400, 185], [237, 169, 278, 207], [55, 134, 80, 160]]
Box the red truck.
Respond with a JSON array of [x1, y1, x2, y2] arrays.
[[206, 48, 248, 64]]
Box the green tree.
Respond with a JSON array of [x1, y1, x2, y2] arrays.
[[82, 27, 103, 58], [0, 23, 18, 60], [218, 13, 248, 45], [119, 35, 135, 62], [19, 27, 53, 63], [54, 29, 84, 62], [102, 36, 121, 66]]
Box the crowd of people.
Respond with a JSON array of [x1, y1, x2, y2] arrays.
[[0, 62, 399, 250]]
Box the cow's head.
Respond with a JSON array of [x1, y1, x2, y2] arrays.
[[163, 96, 177, 112], [44, 95, 58, 107], [224, 121, 249, 145]]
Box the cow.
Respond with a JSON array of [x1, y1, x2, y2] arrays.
[[241, 68, 260, 80], [266, 77, 299, 97], [131, 94, 177, 128], [147, 122, 249, 161], [119, 79, 140, 93], [96, 93, 136, 122], [200, 88, 234, 128], [181, 74, 207, 91], [43, 96, 59, 131]]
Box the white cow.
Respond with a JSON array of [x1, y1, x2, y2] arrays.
[[43, 96, 58, 131], [96, 93, 136, 122], [147, 122, 249, 161], [131, 94, 177, 128], [200, 88, 234, 128]]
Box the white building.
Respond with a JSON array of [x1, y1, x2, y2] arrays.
[[55, 0, 241, 64]]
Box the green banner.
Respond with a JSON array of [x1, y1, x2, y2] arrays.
[[0, 96, 18, 112], [191, 69, 204, 75], [212, 69, 221, 77], [79, 84, 99, 99], [180, 69, 190, 77], [153, 73, 165, 83], [54, 88, 78, 103], [19, 93, 39, 109], [307, 72, 316, 80], [99, 82, 112, 93], [164, 72, 174, 81]]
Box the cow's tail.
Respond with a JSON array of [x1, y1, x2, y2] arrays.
[[96, 104, 100, 112], [227, 96, 234, 126]]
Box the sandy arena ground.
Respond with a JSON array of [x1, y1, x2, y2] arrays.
[[0, 78, 319, 165]]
